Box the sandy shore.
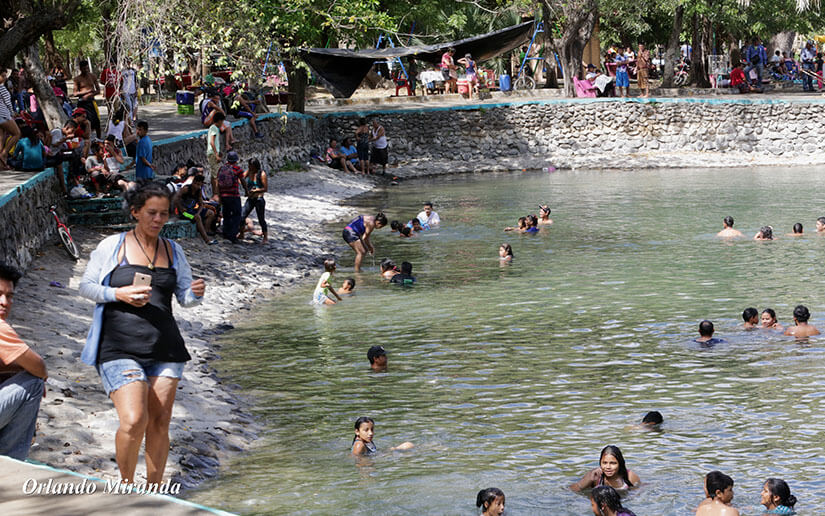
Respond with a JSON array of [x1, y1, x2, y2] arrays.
[[10, 166, 376, 491]]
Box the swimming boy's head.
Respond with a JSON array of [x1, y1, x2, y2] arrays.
[[793, 305, 811, 323], [699, 320, 714, 337], [400, 262, 413, 275], [411, 218, 422, 230], [323, 258, 336, 273], [390, 220, 401, 232], [742, 307, 758, 324], [367, 346, 387, 370], [759, 226, 773, 239], [342, 278, 355, 291], [723, 216, 734, 228], [641, 411, 663, 426], [793, 223, 803, 234], [353, 416, 375, 442], [399, 226, 411, 237], [705, 471, 734, 503], [475, 487, 505, 516]]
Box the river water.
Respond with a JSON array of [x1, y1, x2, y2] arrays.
[[191, 168, 825, 515]]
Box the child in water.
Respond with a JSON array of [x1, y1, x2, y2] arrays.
[[570, 445, 640, 492], [351, 417, 414, 456], [476, 487, 505, 516], [380, 258, 400, 280], [761, 478, 797, 515], [591, 485, 637, 516], [499, 243, 513, 262], [390, 261, 416, 285], [339, 278, 356, 295], [696, 470, 739, 516], [504, 217, 527, 232], [312, 258, 342, 305], [760, 308, 783, 331]]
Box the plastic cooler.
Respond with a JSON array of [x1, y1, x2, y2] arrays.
[[499, 74, 511, 91], [457, 79, 470, 96], [175, 90, 194, 105]]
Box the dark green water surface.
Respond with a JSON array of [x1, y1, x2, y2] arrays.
[[191, 168, 825, 515]]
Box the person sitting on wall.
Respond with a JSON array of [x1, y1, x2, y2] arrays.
[[730, 62, 759, 93]]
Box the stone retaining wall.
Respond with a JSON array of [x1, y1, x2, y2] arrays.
[[0, 170, 64, 270], [152, 112, 327, 174], [325, 100, 825, 163]]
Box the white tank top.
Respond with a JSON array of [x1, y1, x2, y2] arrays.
[[371, 126, 387, 149]]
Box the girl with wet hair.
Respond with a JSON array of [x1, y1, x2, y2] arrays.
[[476, 487, 505, 516], [761, 308, 783, 331], [590, 485, 637, 516], [499, 243, 513, 261], [754, 225, 774, 240], [761, 478, 797, 514], [571, 445, 639, 492], [380, 258, 400, 280]]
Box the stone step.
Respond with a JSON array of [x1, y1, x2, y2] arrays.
[[67, 196, 125, 214], [69, 209, 131, 227]]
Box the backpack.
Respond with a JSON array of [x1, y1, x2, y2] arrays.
[[217, 163, 237, 192]]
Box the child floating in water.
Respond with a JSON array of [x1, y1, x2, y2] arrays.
[[390, 261, 416, 285], [570, 445, 640, 492], [367, 345, 387, 372], [640, 410, 663, 428], [524, 214, 539, 233], [339, 278, 356, 295], [380, 258, 400, 280], [754, 225, 774, 240], [408, 218, 426, 231], [504, 217, 527, 232], [591, 485, 637, 516], [312, 258, 342, 305], [742, 307, 759, 329], [351, 417, 413, 456], [476, 487, 505, 516], [399, 226, 413, 238], [499, 243, 513, 262], [760, 308, 783, 331]]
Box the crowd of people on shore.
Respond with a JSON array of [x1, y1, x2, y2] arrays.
[[322, 118, 389, 175]]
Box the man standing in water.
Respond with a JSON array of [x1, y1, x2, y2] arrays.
[[784, 305, 820, 337], [716, 216, 744, 238], [417, 202, 440, 227]]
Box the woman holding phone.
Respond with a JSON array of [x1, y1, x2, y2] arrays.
[[79, 180, 205, 485]]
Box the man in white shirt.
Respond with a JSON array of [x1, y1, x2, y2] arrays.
[[416, 202, 440, 226]]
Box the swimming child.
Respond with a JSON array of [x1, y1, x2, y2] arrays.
[[640, 410, 663, 428], [339, 277, 356, 295], [754, 225, 774, 240], [695, 320, 725, 346], [367, 345, 387, 372], [742, 307, 759, 329], [784, 305, 820, 337], [538, 205, 553, 225], [390, 261, 416, 285], [696, 471, 739, 516], [760, 308, 783, 331], [476, 487, 505, 516], [408, 218, 426, 231], [312, 258, 343, 305], [390, 220, 402, 233], [570, 445, 640, 492], [761, 478, 797, 515], [591, 485, 637, 516], [399, 226, 413, 238], [716, 216, 744, 238], [787, 223, 803, 236], [499, 243, 513, 262], [524, 215, 539, 233], [504, 217, 527, 232], [351, 417, 413, 456], [380, 258, 400, 280]]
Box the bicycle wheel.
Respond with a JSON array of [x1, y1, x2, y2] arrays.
[[674, 74, 687, 87], [58, 226, 80, 260], [514, 76, 535, 90]]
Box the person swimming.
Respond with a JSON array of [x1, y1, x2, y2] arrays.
[[524, 215, 539, 233], [339, 277, 356, 295], [640, 410, 663, 428], [742, 307, 759, 329], [380, 258, 400, 280], [696, 470, 739, 516], [390, 261, 416, 285], [538, 205, 553, 225], [504, 217, 527, 232], [784, 305, 820, 337], [499, 243, 513, 262], [716, 216, 744, 238], [754, 225, 774, 240], [399, 226, 413, 238], [591, 485, 637, 516], [695, 320, 725, 346], [367, 345, 387, 372], [476, 487, 505, 516], [570, 445, 640, 492], [760, 308, 783, 331], [761, 478, 797, 515], [351, 416, 413, 456], [787, 223, 803, 236]]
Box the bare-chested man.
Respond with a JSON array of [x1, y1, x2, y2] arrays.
[[73, 60, 101, 138], [784, 305, 820, 338], [716, 216, 744, 238]]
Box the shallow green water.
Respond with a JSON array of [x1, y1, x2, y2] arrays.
[[192, 168, 825, 515]]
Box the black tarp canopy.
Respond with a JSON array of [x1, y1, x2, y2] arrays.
[[300, 20, 534, 98]]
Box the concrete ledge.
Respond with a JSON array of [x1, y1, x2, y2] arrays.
[[0, 456, 234, 515]]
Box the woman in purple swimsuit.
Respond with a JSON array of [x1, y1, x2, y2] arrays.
[[341, 212, 387, 272]]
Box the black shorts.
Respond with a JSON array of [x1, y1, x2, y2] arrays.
[[328, 160, 342, 170], [342, 227, 361, 244], [357, 144, 370, 162], [371, 146, 388, 166]]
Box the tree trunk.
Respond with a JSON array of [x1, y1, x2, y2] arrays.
[[689, 13, 710, 87], [661, 5, 684, 88], [42, 31, 64, 72], [555, 5, 597, 97], [285, 60, 307, 113], [769, 31, 795, 57], [23, 45, 67, 130]]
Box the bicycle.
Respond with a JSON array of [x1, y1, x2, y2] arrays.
[[47, 205, 80, 260]]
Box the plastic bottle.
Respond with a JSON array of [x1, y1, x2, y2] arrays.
[[543, 166, 556, 173]]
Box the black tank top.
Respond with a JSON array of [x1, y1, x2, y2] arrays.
[[98, 246, 189, 364]]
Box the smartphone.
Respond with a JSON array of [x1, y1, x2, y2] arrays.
[[133, 272, 152, 287]]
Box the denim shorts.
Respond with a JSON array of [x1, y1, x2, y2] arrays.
[[97, 358, 185, 396]]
